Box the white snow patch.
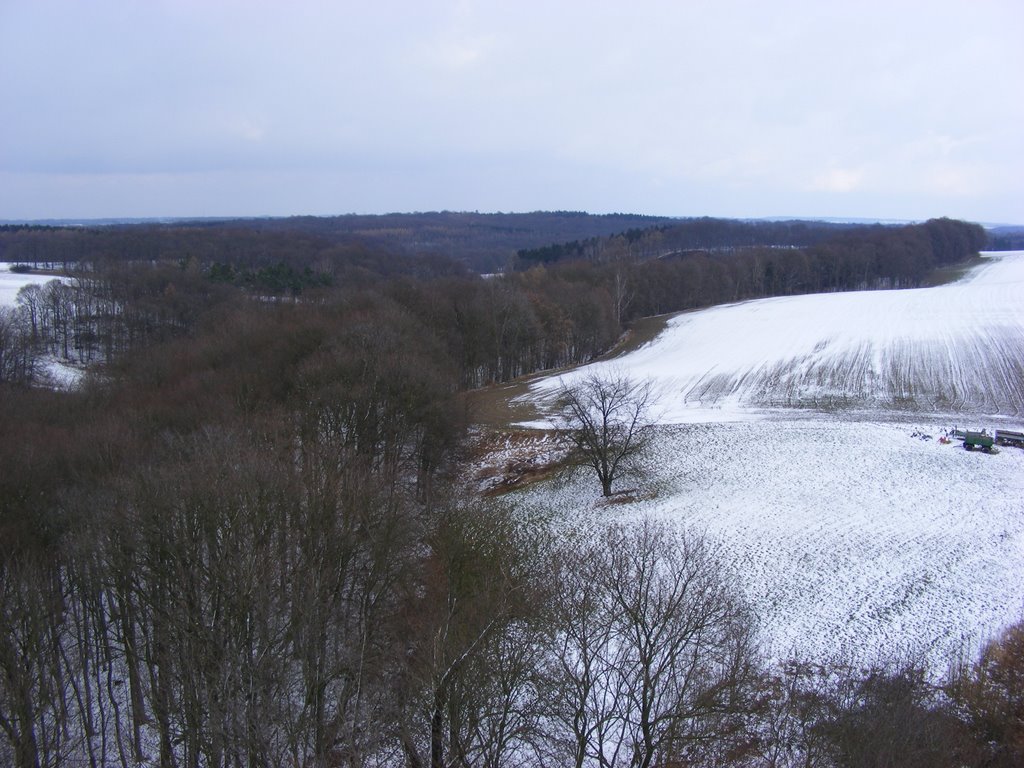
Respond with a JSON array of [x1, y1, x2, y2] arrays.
[[39, 356, 87, 389], [0, 262, 61, 306]]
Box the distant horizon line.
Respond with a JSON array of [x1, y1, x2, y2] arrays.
[[2, 212, 1020, 228]]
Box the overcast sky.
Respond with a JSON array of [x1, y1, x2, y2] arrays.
[[1, 0, 1021, 223]]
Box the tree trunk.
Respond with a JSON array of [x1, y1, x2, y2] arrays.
[[430, 685, 446, 768]]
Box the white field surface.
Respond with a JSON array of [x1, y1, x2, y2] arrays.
[[0, 261, 60, 306], [510, 251, 1024, 672], [526, 250, 1024, 420]]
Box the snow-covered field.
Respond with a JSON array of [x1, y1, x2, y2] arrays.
[[527, 251, 1024, 420], [0, 262, 58, 306], [510, 251, 1024, 672]]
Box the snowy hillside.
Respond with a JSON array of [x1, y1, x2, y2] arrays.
[[526, 251, 1024, 420], [510, 252, 1024, 671]]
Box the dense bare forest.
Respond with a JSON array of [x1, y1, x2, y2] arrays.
[[0, 216, 990, 387], [1, 212, 1001, 275], [0, 212, 679, 274], [2, 215, 1020, 767]]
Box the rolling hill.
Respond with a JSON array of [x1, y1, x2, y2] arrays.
[[526, 250, 1024, 420]]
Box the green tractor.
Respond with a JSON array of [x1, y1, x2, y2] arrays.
[[963, 430, 994, 452]]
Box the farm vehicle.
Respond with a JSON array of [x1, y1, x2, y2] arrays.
[[996, 429, 1024, 448], [950, 428, 1024, 452], [961, 431, 994, 452]]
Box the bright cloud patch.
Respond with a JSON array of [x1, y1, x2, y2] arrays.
[[811, 167, 865, 193]]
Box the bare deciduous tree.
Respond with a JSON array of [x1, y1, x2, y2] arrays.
[[547, 519, 760, 768], [949, 621, 1024, 768], [558, 371, 657, 497], [396, 499, 552, 768], [0, 307, 36, 384]]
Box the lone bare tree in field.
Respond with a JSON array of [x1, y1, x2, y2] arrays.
[[559, 371, 656, 497]]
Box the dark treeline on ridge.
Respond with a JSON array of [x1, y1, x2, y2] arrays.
[[987, 224, 1024, 251], [0, 216, 987, 389], [0, 211, 677, 274], [2, 213, 1018, 767], [1, 211, 1004, 276], [515, 216, 867, 266]]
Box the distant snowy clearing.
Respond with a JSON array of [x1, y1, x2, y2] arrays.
[[507, 251, 1024, 672], [522, 251, 1024, 421], [1, 263, 85, 387], [0, 262, 61, 306]]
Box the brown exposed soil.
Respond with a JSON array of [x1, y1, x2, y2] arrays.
[[468, 428, 572, 497]]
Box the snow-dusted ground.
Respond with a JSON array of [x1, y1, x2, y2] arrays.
[[510, 251, 1024, 672], [510, 417, 1024, 671]]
